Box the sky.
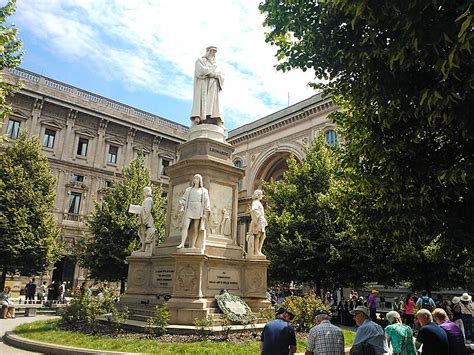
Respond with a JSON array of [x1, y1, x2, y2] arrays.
[[10, 0, 317, 131]]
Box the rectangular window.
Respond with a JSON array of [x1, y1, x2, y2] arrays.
[[42, 129, 56, 149], [107, 145, 118, 164], [160, 159, 170, 176], [68, 192, 82, 214], [77, 138, 88, 156], [105, 180, 112, 187], [72, 174, 84, 182], [6, 119, 20, 139]]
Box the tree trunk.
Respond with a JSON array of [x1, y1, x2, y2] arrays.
[[120, 278, 126, 294], [0, 268, 6, 291], [315, 278, 322, 298]]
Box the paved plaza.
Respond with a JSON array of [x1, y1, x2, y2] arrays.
[[0, 315, 57, 354]]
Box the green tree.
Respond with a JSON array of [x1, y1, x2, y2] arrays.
[[76, 158, 166, 294], [264, 136, 357, 294], [259, 0, 473, 289], [0, 0, 23, 139], [0, 131, 61, 290]]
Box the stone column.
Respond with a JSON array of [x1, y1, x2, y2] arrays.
[[95, 119, 108, 168], [60, 109, 77, 160], [151, 136, 162, 180], [28, 98, 44, 137], [123, 128, 136, 168]]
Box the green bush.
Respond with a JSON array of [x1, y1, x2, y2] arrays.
[[145, 303, 170, 336], [193, 315, 213, 338], [282, 296, 329, 331], [61, 289, 127, 333]]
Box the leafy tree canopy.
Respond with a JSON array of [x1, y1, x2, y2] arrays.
[[75, 158, 166, 293], [264, 136, 361, 292], [0, 131, 61, 289], [260, 0, 473, 289], [0, 0, 23, 138]]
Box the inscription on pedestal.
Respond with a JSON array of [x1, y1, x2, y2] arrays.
[[207, 268, 240, 290], [154, 266, 175, 289]]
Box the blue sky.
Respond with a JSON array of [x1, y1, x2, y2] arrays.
[[10, 0, 317, 130]]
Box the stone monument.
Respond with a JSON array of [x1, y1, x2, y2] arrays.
[[120, 47, 270, 325], [129, 186, 156, 256]]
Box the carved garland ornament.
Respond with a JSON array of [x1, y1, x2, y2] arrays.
[[215, 289, 253, 324]]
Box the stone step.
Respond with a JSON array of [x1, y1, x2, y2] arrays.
[[98, 315, 266, 335]]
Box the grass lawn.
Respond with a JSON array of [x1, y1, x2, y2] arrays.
[[14, 319, 355, 354]]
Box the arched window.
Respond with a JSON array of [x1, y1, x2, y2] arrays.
[[325, 129, 337, 147], [234, 159, 243, 168]]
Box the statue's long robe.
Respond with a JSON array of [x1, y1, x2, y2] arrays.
[[190, 56, 224, 124]]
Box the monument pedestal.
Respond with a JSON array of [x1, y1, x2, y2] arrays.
[[121, 124, 271, 325]]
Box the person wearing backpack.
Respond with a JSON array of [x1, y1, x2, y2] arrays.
[[416, 291, 435, 312]]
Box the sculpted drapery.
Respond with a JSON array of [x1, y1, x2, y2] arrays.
[[190, 46, 224, 126]]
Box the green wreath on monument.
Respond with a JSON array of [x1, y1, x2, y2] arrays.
[[215, 289, 254, 324]]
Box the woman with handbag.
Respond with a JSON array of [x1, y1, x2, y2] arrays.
[[385, 311, 417, 355]]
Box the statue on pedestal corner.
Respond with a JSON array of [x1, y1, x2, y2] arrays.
[[246, 189, 267, 257], [129, 186, 156, 256]]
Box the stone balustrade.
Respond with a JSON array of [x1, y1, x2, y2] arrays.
[[8, 67, 190, 135]]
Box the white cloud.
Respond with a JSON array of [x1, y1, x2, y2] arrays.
[[14, 0, 316, 127]]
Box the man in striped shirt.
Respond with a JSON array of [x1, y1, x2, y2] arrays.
[[306, 309, 345, 355]]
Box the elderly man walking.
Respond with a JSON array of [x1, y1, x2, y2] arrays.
[[260, 307, 297, 355], [305, 309, 344, 355], [349, 305, 389, 354]]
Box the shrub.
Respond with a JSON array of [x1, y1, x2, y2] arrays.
[[282, 295, 329, 331], [61, 289, 127, 334], [145, 303, 170, 336], [193, 315, 213, 338]]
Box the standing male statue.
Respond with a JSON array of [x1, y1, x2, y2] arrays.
[[177, 174, 211, 250], [190, 46, 224, 127], [134, 186, 156, 253], [247, 189, 267, 256]]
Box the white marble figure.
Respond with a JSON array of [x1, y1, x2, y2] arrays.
[[177, 174, 211, 250], [131, 187, 156, 254], [220, 208, 231, 236], [247, 189, 267, 256], [190, 46, 224, 127]]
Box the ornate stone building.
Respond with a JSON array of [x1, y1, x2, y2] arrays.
[[2, 68, 337, 289], [2, 68, 188, 288]]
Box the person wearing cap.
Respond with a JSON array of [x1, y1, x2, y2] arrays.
[[384, 311, 417, 355], [367, 289, 378, 321], [459, 292, 472, 341], [305, 309, 344, 355], [349, 305, 389, 354], [191, 46, 224, 127], [415, 308, 449, 354], [260, 307, 297, 355], [432, 308, 466, 355]]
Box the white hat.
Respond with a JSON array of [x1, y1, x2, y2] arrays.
[[349, 306, 370, 317], [452, 296, 460, 304], [460, 293, 472, 302]]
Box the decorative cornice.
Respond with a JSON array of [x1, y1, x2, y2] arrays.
[[228, 100, 335, 145]]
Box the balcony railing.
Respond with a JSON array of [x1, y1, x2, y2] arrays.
[[8, 68, 189, 134]]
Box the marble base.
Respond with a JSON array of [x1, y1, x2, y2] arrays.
[[189, 124, 226, 143]]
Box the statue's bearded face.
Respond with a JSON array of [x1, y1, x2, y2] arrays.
[[207, 50, 216, 63], [193, 176, 201, 187]]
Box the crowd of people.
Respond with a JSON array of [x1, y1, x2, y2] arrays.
[[261, 290, 473, 355]]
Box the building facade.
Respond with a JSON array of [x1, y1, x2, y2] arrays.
[[2, 68, 337, 291], [227, 94, 337, 246], [2, 68, 188, 290]]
